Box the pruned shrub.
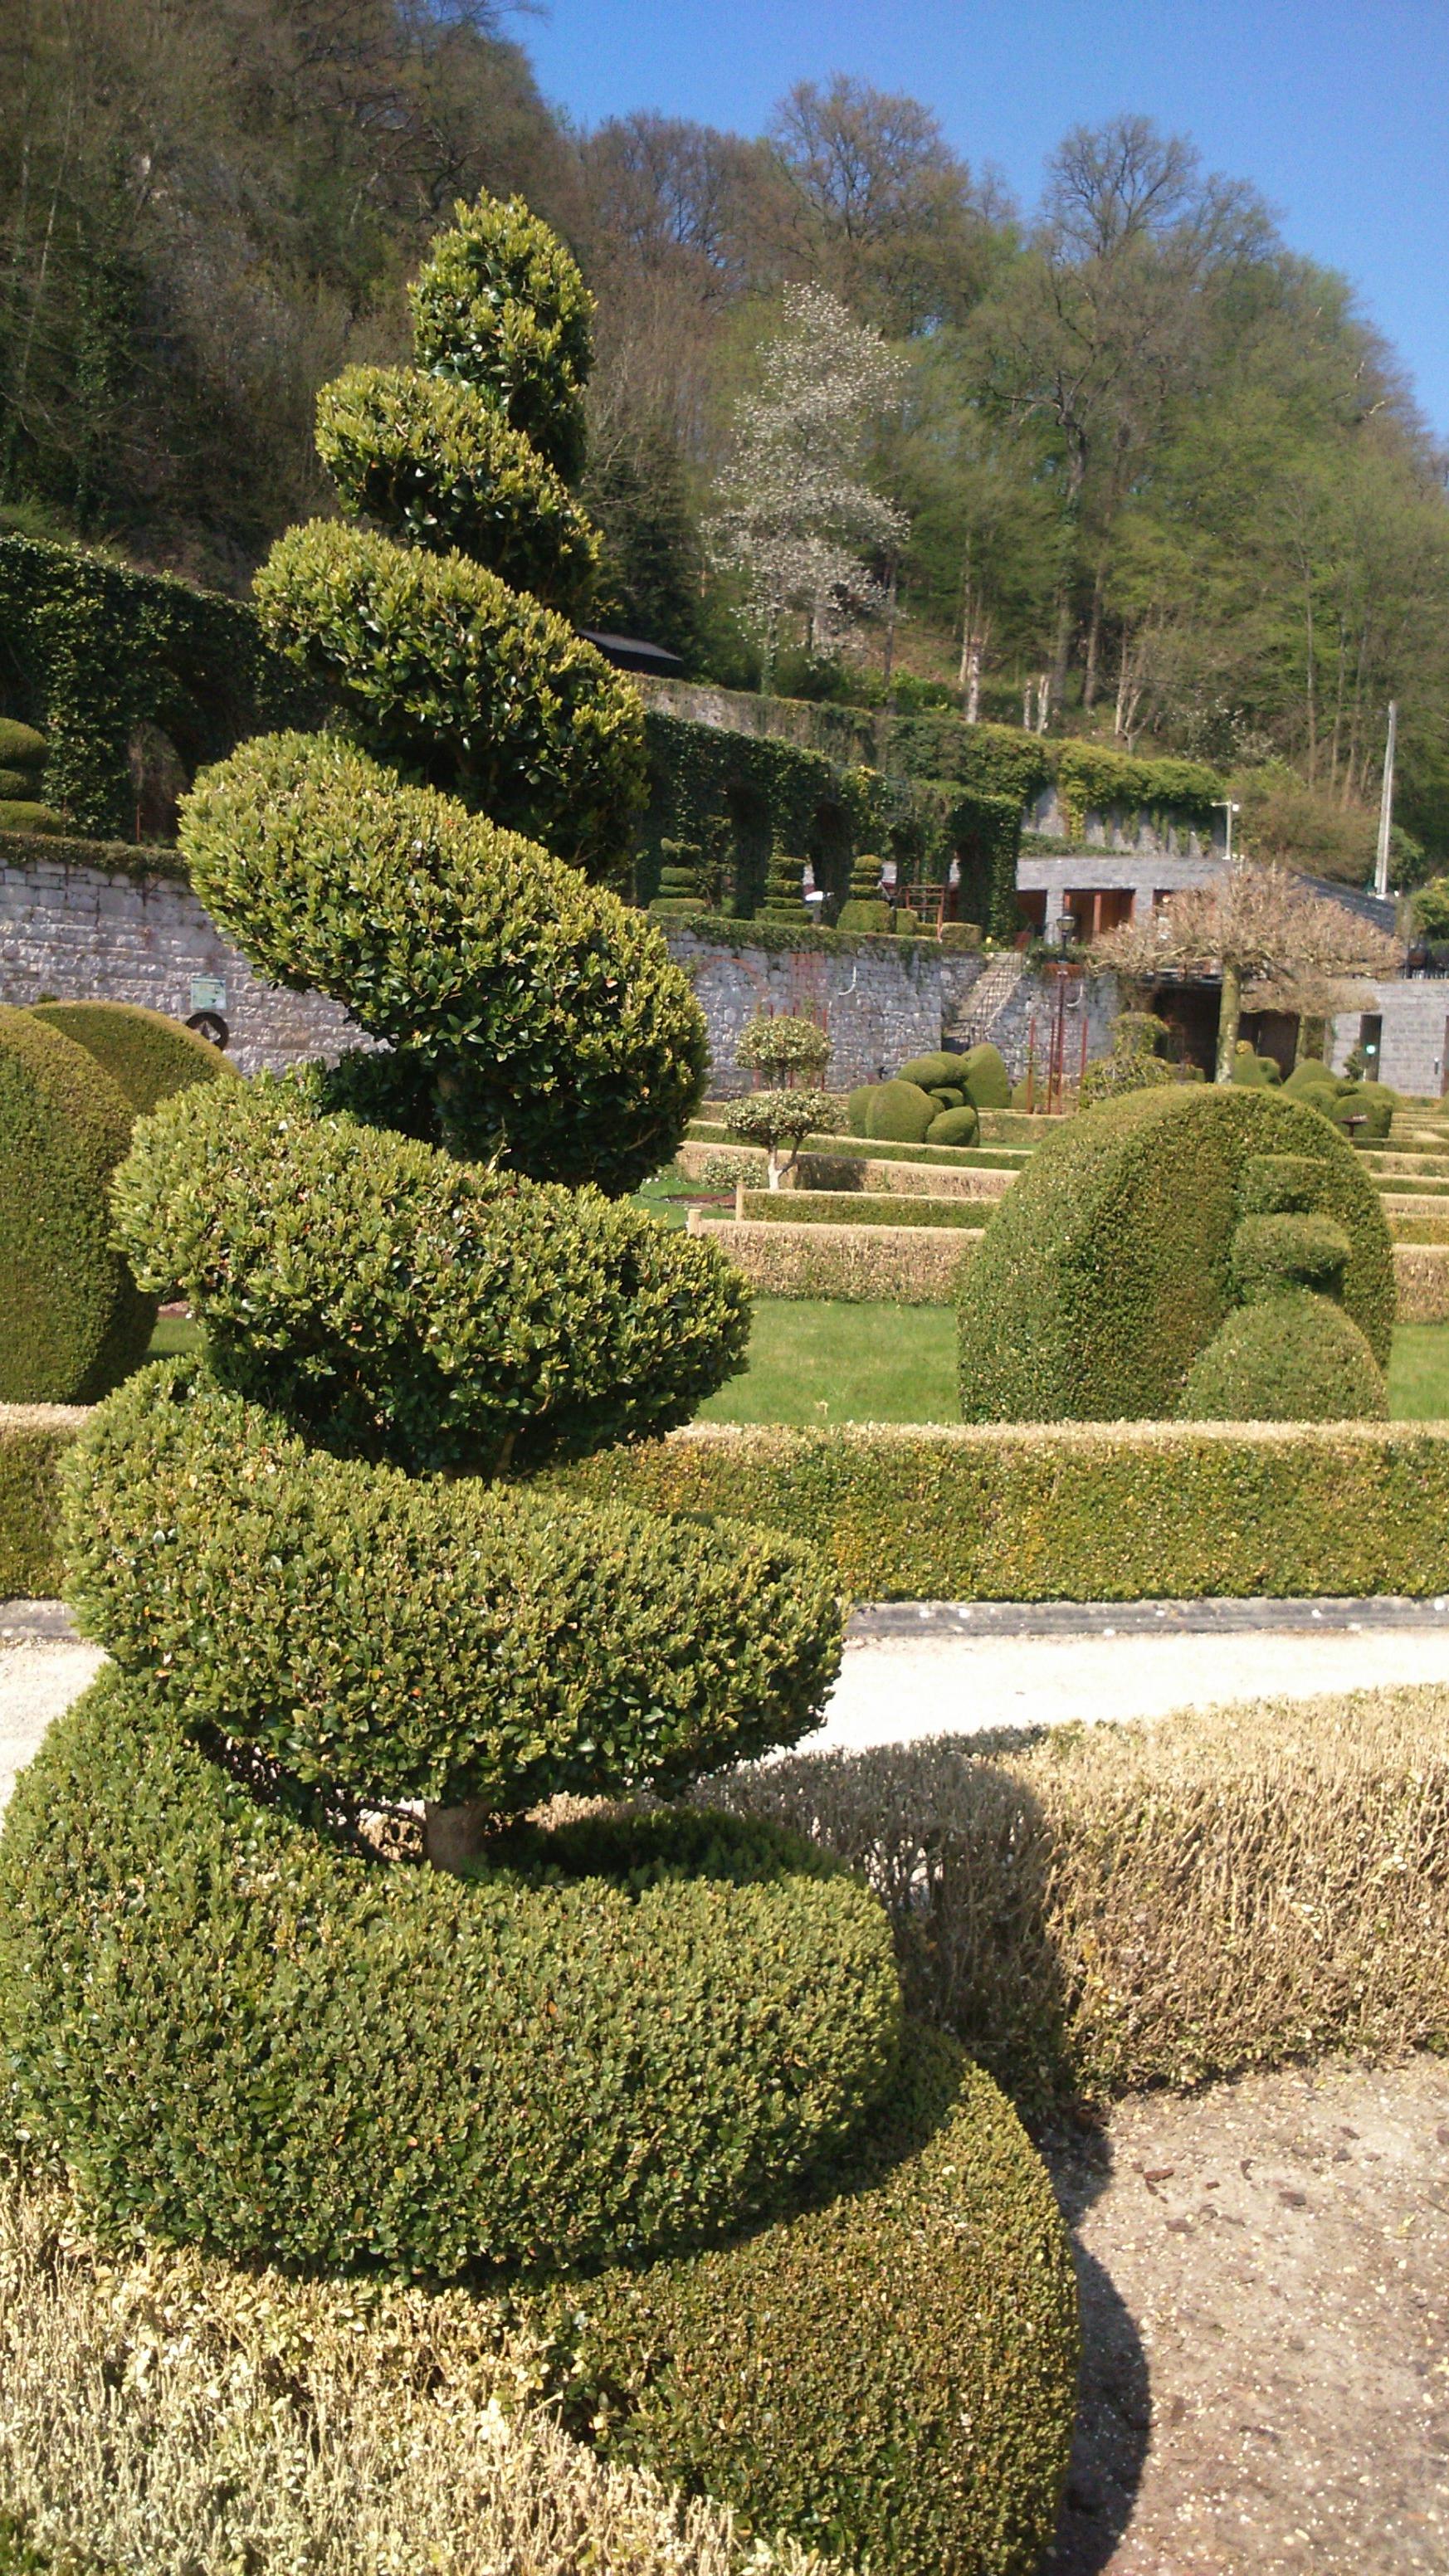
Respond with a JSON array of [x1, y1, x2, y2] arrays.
[[690, 1217, 970, 1305], [958, 1083, 1394, 1422], [897, 1051, 960, 1092], [1178, 1291, 1388, 1422], [27, 1001, 238, 1118], [1238, 1151, 1322, 1216], [0, 1403, 85, 1594], [722, 1088, 844, 1187], [534, 2025, 1076, 2576], [959, 1042, 1011, 1110], [316, 363, 600, 615], [734, 1012, 831, 1086], [407, 191, 593, 483], [0, 1671, 897, 2276], [64, 1362, 838, 1810], [112, 1086, 748, 1471], [1229, 1210, 1351, 1302], [926, 1105, 978, 1146], [254, 524, 645, 883], [0, 1007, 154, 1403], [865, 1078, 936, 1143], [179, 733, 706, 1195], [739, 1188, 985, 1231]]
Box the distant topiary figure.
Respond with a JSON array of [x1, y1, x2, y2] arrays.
[[0, 1007, 154, 1403], [1080, 1009, 1178, 1109], [959, 1084, 1393, 1422], [759, 844, 811, 922], [0, 195, 1077, 2574], [649, 837, 703, 916], [0, 717, 62, 833], [837, 851, 891, 934]]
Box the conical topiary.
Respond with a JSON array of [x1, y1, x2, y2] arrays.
[[0, 193, 1078, 2576], [837, 849, 892, 934], [760, 845, 810, 923], [649, 836, 702, 916]]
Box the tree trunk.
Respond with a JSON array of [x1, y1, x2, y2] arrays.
[[1081, 564, 1106, 711], [1036, 672, 1051, 736], [1215, 962, 1242, 1084], [964, 640, 982, 725], [767, 1144, 783, 1189], [423, 1803, 492, 1871]]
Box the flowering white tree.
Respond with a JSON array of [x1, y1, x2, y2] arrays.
[[705, 285, 908, 689]]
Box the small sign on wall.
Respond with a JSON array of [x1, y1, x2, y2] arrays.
[[189, 975, 227, 1015]]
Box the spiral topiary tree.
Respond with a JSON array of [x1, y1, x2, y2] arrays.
[[0, 195, 1077, 2575]]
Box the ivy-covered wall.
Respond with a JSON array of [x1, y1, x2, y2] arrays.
[[0, 535, 317, 840]]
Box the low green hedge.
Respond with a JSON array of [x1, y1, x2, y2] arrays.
[[0, 1670, 900, 2279], [690, 1217, 969, 1305], [739, 1188, 986, 1230], [0, 827, 191, 888], [531, 2022, 1076, 2576], [0, 1407, 85, 1595], [66, 1362, 842, 1812], [686, 1121, 1027, 1171], [556, 1418, 1449, 1599]]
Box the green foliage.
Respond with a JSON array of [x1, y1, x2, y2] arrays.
[[931, 1085, 967, 1108], [734, 1013, 832, 1084], [0, 1410, 80, 1596], [27, 1002, 237, 1118], [178, 734, 706, 1194], [738, 1188, 985, 1231], [112, 1091, 749, 1475], [723, 1090, 846, 1168], [1111, 1009, 1169, 1057], [958, 1086, 1395, 1423], [408, 193, 594, 485], [835, 897, 893, 932], [315, 366, 599, 617], [534, 2026, 1076, 2576], [927, 1105, 979, 1145], [0, 534, 313, 838], [0, 1670, 898, 2276], [1230, 1211, 1351, 1303], [253, 522, 645, 883], [1053, 740, 1221, 838], [897, 1051, 960, 1091], [0, 1007, 154, 1404], [0, 802, 61, 833], [1179, 1292, 1388, 1422], [1230, 1043, 1281, 1086], [639, 713, 842, 919], [1410, 877, 1449, 938], [759, 847, 809, 920], [959, 1042, 1011, 1110], [0, 720, 46, 769], [649, 837, 703, 915], [884, 713, 1053, 808], [1079, 1051, 1177, 1108], [866, 1080, 937, 1143], [1238, 1152, 1325, 1216], [66, 1360, 842, 1814], [555, 1415, 1449, 1602]]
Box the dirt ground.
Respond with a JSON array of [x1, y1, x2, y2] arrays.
[[1041, 2055, 1449, 2575]]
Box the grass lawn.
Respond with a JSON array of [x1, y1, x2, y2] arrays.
[[144, 1302, 1449, 1427]]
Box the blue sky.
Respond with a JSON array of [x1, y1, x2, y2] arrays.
[[522, 0, 1449, 437]]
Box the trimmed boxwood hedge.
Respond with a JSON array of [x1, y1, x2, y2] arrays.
[[530, 2022, 1076, 2576], [0, 1669, 900, 2279], [739, 1187, 986, 1230], [27, 1002, 238, 1118], [1179, 1291, 1388, 1422], [959, 1083, 1395, 1423], [113, 1082, 749, 1474], [65, 1361, 842, 1813], [0, 1007, 155, 1404], [690, 1216, 969, 1305], [0, 1406, 85, 1595], [554, 1418, 1449, 1601]]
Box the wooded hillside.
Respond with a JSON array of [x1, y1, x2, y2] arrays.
[[2, 2, 1446, 866]]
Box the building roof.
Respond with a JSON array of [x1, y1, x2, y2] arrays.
[[577, 630, 685, 676]]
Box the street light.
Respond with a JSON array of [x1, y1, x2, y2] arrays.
[[1212, 799, 1242, 865]]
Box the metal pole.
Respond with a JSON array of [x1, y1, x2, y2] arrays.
[[1374, 701, 1398, 901]]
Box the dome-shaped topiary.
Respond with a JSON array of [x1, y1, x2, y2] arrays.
[[959, 1084, 1394, 1422], [0, 1006, 155, 1403], [1178, 1290, 1388, 1422], [27, 1001, 239, 1119]]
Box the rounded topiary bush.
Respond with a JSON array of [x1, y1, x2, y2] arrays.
[[0, 1670, 900, 2277], [897, 1051, 960, 1093], [111, 1083, 748, 1471], [959, 1042, 1011, 1110], [1230, 1210, 1351, 1304], [27, 1001, 239, 1118], [1178, 1291, 1388, 1422], [180, 732, 706, 1195], [927, 1105, 978, 1146], [538, 2023, 1077, 2576], [65, 1361, 838, 1811], [959, 1083, 1394, 1422], [0, 1006, 154, 1403], [866, 1078, 936, 1143]]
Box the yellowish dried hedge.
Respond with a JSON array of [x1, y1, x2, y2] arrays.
[[1392, 1241, 1449, 1320], [0, 1407, 86, 1596], [558, 1418, 1449, 1599], [710, 1685, 1449, 2120], [686, 1213, 970, 1304], [0, 2163, 827, 2576]]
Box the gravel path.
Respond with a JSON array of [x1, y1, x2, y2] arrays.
[[0, 1641, 103, 1810]]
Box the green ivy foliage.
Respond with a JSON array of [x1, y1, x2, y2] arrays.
[[0, 1007, 154, 1404], [316, 365, 600, 617], [408, 193, 594, 485], [253, 524, 644, 883], [178, 734, 706, 1193], [112, 1088, 749, 1473], [0, 1670, 896, 2276], [63, 1362, 840, 1810]]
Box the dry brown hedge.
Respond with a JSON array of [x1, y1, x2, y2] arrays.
[[708, 1686, 1449, 2124], [0, 2161, 830, 2576], [1391, 1241, 1449, 1320], [685, 1212, 970, 1302]]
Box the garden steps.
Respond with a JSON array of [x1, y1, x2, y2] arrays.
[[944, 950, 1024, 1045]]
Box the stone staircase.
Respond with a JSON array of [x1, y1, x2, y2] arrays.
[[945, 952, 1024, 1047]]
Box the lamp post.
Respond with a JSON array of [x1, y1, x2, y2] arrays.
[[1212, 799, 1241, 865]]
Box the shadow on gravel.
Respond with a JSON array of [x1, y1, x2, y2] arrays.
[[1038, 2129, 1152, 2575]]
